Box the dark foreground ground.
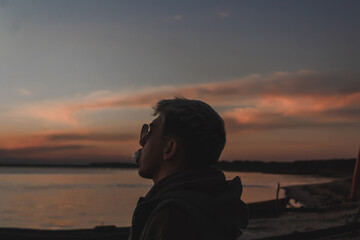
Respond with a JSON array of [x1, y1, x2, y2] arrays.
[[241, 177, 360, 239]]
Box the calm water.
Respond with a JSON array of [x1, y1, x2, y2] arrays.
[[0, 167, 335, 229]]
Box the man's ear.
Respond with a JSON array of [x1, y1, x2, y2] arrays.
[[163, 138, 177, 161]]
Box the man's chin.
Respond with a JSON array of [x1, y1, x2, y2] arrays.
[[138, 168, 152, 179]]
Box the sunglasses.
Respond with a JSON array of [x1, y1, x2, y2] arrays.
[[139, 123, 171, 146], [140, 124, 150, 142]]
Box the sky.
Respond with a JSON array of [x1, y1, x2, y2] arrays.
[[0, 0, 359, 164]]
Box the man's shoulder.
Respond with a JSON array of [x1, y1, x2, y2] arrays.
[[142, 200, 201, 240]]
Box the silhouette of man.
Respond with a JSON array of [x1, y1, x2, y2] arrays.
[[129, 98, 249, 240]]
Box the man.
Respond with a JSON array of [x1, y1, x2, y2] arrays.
[[129, 98, 249, 240]]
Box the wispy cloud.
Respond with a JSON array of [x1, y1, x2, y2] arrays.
[[0, 143, 132, 164], [13, 103, 77, 125], [0, 129, 139, 163], [223, 105, 360, 133], [216, 11, 232, 19], [0, 129, 138, 151], [45, 132, 137, 142], [8, 71, 360, 132], [19, 88, 32, 96], [0, 145, 88, 158], [164, 14, 183, 22]]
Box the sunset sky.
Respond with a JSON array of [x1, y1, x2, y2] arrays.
[[0, 0, 359, 164]]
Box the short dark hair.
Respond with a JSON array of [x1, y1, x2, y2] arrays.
[[153, 97, 226, 167]]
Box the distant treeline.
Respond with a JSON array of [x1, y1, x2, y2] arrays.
[[0, 159, 356, 177], [215, 159, 356, 177], [88, 158, 356, 177], [88, 162, 138, 168], [0, 162, 138, 169]]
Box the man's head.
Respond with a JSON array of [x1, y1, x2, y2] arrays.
[[135, 97, 226, 182]]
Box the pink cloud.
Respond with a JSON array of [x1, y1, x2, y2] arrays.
[[216, 11, 232, 19], [45, 132, 137, 142], [171, 14, 183, 21], [2, 70, 360, 162], [8, 71, 360, 133], [164, 14, 184, 22], [19, 88, 32, 96], [0, 129, 139, 163], [223, 92, 360, 132]]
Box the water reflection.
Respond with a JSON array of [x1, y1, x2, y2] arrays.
[[0, 167, 335, 229]]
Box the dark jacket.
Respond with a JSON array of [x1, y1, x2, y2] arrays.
[[128, 167, 249, 240]]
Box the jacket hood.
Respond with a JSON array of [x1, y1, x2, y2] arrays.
[[144, 167, 249, 236], [145, 167, 228, 198]]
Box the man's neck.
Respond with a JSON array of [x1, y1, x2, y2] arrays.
[[152, 164, 186, 184]]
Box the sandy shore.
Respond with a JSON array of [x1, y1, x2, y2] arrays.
[[240, 177, 360, 239]]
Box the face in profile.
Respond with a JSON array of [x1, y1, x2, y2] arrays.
[[135, 116, 167, 179]]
